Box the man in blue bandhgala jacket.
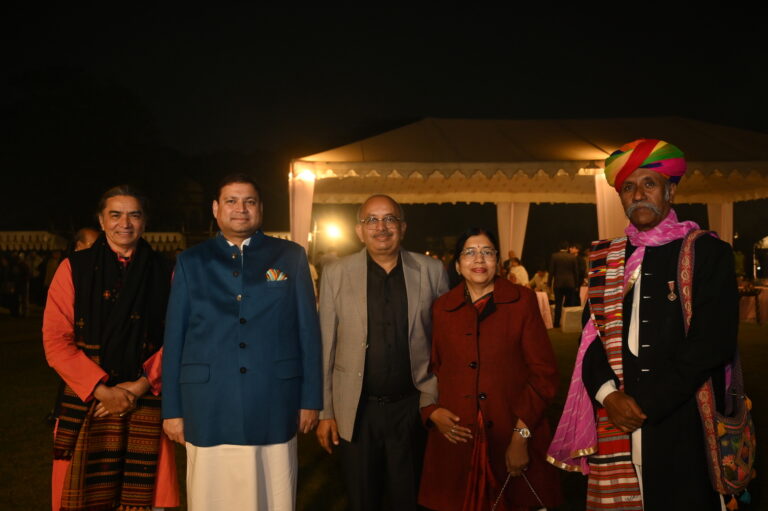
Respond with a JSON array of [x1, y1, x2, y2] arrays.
[[162, 173, 322, 511]]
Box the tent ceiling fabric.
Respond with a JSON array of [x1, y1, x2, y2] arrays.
[[294, 117, 768, 205]]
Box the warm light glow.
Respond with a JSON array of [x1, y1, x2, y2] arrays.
[[325, 224, 342, 240], [294, 169, 316, 182], [577, 161, 604, 176]]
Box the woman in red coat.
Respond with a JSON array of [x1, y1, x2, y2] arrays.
[[419, 228, 561, 511]]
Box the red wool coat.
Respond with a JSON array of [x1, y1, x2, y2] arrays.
[[419, 278, 562, 510]]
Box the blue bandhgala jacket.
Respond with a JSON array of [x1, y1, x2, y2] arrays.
[[162, 231, 322, 447]]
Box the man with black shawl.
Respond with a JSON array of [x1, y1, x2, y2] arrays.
[[43, 185, 178, 510]]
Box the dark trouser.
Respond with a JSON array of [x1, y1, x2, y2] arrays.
[[339, 393, 426, 511], [553, 286, 578, 327]]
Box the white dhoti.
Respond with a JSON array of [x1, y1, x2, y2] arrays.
[[185, 436, 297, 511]]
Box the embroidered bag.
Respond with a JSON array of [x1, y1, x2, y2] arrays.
[[678, 230, 756, 500]]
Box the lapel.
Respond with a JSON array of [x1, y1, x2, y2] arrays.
[[401, 250, 421, 339], [350, 248, 368, 335]]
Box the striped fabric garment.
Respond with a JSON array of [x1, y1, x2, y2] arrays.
[[547, 208, 702, 508], [588, 239, 629, 383], [585, 237, 643, 510], [59, 393, 162, 511], [586, 410, 644, 510], [55, 334, 162, 510]]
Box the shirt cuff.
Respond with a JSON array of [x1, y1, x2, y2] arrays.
[[596, 380, 618, 406]]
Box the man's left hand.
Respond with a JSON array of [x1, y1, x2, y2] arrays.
[[298, 409, 319, 433]]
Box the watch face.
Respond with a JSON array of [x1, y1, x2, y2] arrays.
[[517, 427, 531, 438]]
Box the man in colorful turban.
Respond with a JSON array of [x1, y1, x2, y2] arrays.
[[547, 139, 739, 510]]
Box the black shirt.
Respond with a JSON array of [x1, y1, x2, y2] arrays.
[[363, 253, 415, 397]]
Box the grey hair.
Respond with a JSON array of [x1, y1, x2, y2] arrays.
[[97, 185, 148, 216], [664, 180, 674, 202]]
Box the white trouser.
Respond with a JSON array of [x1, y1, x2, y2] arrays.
[[186, 436, 297, 511]]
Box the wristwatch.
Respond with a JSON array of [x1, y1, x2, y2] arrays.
[[513, 427, 531, 439]]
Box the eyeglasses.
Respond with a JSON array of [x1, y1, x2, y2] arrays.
[[459, 247, 498, 259], [360, 215, 401, 230]]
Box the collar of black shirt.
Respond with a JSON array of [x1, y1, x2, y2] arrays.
[[366, 251, 403, 275]]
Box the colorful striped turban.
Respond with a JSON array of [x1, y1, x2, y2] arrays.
[[604, 139, 686, 192]]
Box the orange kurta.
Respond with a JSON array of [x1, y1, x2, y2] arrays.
[[43, 258, 179, 510]]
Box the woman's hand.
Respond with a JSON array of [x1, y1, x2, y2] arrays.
[[505, 433, 530, 477], [429, 408, 473, 444], [93, 384, 136, 418]]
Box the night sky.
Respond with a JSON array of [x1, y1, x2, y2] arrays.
[[4, 8, 768, 266]]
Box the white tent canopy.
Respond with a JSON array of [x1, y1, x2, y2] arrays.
[[0, 232, 188, 253], [289, 117, 768, 256], [0, 231, 68, 251]]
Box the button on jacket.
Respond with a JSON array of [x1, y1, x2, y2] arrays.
[[162, 231, 322, 447], [419, 278, 561, 510], [319, 248, 449, 441]]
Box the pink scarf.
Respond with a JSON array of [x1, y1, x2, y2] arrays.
[[624, 209, 700, 284], [546, 209, 699, 473]]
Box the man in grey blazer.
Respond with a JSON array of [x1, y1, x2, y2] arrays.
[[316, 195, 449, 511]]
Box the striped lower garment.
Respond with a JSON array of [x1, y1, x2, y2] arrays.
[[57, 389, 162, 511], [586, 410, 642, 510]]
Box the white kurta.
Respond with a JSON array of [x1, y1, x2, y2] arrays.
[[186, 437, 297, 511]]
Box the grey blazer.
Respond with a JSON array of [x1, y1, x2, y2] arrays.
[[318, 248, 449, 441]]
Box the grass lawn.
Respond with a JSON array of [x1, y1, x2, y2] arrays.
[[1, 308, 765, 510]]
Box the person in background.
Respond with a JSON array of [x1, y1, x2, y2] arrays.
[[548, 241, 580, 328], [500, 249, 517, 278], [74, 227, 100, 252], [528, 268, 554, 302], [506, 257, 529, 286], [569, 243, 587, 288]]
